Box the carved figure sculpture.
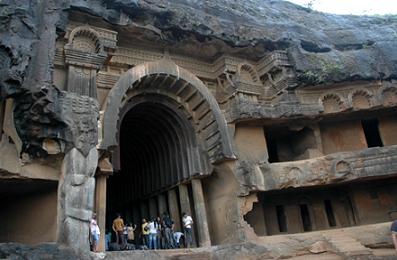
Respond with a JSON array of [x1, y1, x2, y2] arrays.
[[57, 147, 98, 253]]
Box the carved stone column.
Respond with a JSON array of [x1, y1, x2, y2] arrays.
[[167, 189, 181, 231], [148, 198, 158, 220], [140, 201, 148, 220], [191, 178, 211, 247], [57, 147, 98, 254], [179, 183, 197, 246], [157, 194, 167, 216], [95, 156, 113, 252]]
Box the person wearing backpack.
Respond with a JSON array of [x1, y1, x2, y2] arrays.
[[162, 213, 175, 249]]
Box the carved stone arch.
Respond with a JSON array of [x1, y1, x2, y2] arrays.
[[320, 93, 344, 113], [380, 86, 397, 106], [67, 26, 104, 54], [349, 89, 372, 109], [237, 63, 260, 83], [101, 60, 235, 165]]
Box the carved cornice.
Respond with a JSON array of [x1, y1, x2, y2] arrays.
[[64, 48, 107, 69], [261, 145, 397, 191], [297, 81, 397, 114]]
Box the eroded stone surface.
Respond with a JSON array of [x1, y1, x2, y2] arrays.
[[1, 0, 396, 158], [57, 147, 98, 253], [1, 0, 397, 256]]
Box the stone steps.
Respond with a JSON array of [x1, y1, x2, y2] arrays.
[[325, 232, 372, 257]]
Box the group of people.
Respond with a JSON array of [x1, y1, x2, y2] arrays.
[[92, 212, 397, 254], [90, 212, 195, 251]]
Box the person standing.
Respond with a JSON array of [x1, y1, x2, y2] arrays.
[[156, 217, 163, 249], [392, 220, 397, 255], [127, 223, 137, 245], [112, 214, 125, 247], [162, 213, 175, 249], [90, 213, 100, 252], [123, 225, 128, 245], [141, 218, 150, 248], [148, 218, 158, 249], [182, 212, 194, 248]]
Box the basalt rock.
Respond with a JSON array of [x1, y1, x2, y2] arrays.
[[1, 0, 396, 157]]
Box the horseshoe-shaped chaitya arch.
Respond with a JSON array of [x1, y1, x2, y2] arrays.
[[100, 59, 236, 164]]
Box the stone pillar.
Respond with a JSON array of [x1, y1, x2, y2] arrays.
[[167, 189, 181, 230], [158, 194, 167, 216], [95, 156, 112, 252], [191, 178, 211, 247], [148, 198, 158, 220], [57, 147, 98, 254], [178, 184, 192, 215], [179, 184, 197, 246], [140, 201, 149, 220], [133, 204, 140, 226], [95, 173, 108, 251]]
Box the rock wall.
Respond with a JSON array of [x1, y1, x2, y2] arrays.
[[1, 0, 396, 157]]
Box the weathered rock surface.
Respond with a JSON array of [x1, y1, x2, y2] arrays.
[[309, 241, 331, 254], [68, 0, 397, 84], [58, 147, 98, 253], [1, 0, 396, 157], [0, 243, 82, 260]]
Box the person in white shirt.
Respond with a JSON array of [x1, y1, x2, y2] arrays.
[[148, 219, 158, 249], [182, 212, 194, 248], [173, 231, 184, 248]]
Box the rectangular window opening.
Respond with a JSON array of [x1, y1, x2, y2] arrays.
[[300, 204, 312, 231], [361, 118, 383, 148], [265, 132, 279, 163], [324, 200, 336, 227], [276, 205, 287, 232]]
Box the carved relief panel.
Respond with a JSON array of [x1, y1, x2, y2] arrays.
[[64, 26, 109, 99]]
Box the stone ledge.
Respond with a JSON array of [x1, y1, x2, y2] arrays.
[[261, 145, 397, 191]]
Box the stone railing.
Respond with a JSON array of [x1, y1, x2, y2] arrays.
[[261, 145, 397, 191]]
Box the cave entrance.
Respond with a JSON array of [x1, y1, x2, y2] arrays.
[[106, 95, 204, 248], [98, 61, 235, 251]]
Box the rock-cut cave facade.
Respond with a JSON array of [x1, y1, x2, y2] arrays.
[[0, 0, 397, 255]]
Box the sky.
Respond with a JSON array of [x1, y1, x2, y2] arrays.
[[286, 0, 397, 15]]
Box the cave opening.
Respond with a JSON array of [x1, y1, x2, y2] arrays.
[[106, 95, 203, 247]]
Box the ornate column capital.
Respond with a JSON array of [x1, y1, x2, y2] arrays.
[[96, 155, 113, 177]]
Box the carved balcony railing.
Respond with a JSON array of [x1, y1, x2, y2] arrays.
[[260, 145, 397, 191]]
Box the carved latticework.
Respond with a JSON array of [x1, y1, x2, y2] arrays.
[[259, 51, 297, 99], [235, 63, 263, 96]]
